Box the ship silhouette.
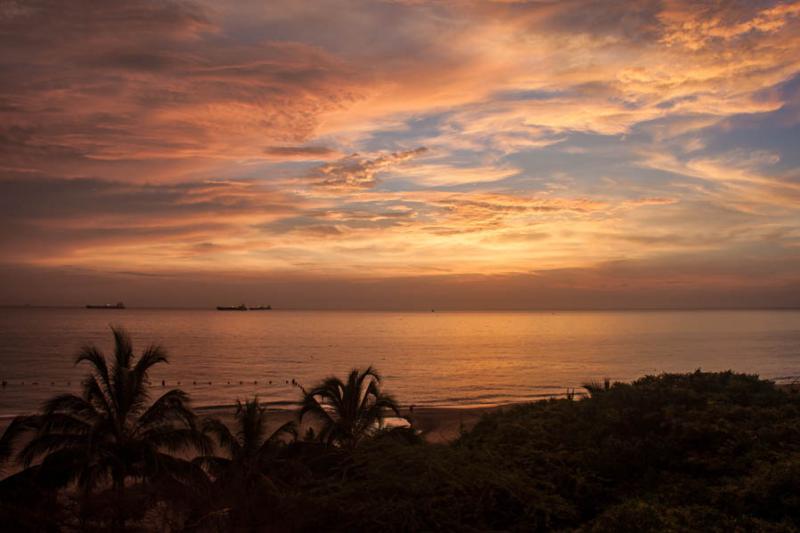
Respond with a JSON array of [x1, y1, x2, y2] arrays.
[[86, 302, 125, 309], [216, 304, 247, 311], [215, 304, 272, 311]]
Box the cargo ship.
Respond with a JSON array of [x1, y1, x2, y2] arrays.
[[86, 302, 125, 309], [216, 304, 248, 311], [215, 304, 272, 311]]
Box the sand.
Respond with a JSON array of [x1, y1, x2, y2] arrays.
[[6, 382, 798, 447], [194, 403, 504, 445], [0, 403, 505, 461]]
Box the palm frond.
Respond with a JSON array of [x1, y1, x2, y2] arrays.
[[202, 417, 241, 458], [300, 367, 397, 448], [192, 455, 232, 478], [135, 389, 194, 432], [111, 325, 134, 370], [134, 344, 168, 376], [151, 452, 210, 487], [314, 377, 347, 411], [19, 433, 89, 467], [37, 447, 94, 489], [75, 345, 111, 390], [83, 373, 115, 420], [374, 392, 400, 415], [0, 416, 37, 471], [237, 398, 267, 455], [583, 379, 611, 397], [109, 326, 134, 418], [256, 420, 297, 459], [42, 393, 101, 422], [127, 368, 153, 418], [126, 344, 169, 419], [75, 460, 109, 492], [36, 413, 92, 436], [142, 427, 212, 455], [299, 392, 336, 427]]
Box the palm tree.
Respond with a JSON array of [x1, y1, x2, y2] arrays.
[[198, 397, 296, 477], [583, 378, 612, 398], [195, 397, 296, 528], [299, 366, 400, 449], [17, 326, 210, 527]]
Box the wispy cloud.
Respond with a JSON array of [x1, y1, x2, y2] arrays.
[[309, 147, 428, 189]]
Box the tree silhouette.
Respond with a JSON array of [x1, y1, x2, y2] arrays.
[[17, 326, 210, 527], [583, 378, 612, 398], [196, 397, 296, 528], [199, 398, 296, 475], [299, 367, 400, 449]]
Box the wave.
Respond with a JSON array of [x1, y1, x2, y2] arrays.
[[194, 400, 301, 411]]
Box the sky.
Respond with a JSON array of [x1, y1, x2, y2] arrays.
[[1, 0, 799, 309]]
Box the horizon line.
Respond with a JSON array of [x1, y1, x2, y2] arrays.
[[1, 305, 799, 312]]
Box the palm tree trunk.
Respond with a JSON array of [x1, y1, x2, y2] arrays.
[[113, 473, 126, 529], [78, 486, 90, 529]]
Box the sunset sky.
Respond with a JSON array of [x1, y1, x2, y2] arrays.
[[1, 0, 799, 309]]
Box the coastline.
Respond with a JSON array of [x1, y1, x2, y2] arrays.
[[0, 403, 508, 448], [5, 383, 798, 443], [4, 383, 797, 447], [194, 403, 507, 444]]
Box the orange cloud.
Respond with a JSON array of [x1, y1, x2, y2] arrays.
[[309, 147, 429, 189]]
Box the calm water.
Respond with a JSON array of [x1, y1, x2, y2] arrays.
[[1, 308, 799, 417]]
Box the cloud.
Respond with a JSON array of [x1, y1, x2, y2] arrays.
[[309, 147, 428, 189], [637, 148, 800, 212], [659, 1, 800, 50], [0, 0, 364, 181], [1, 0, 799, 305], [263, 146, 340, 160], [0, 173, 303, 265]]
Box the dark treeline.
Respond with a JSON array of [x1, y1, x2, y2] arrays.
[[1, 327, 800, 532]]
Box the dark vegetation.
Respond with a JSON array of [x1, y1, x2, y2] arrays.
[[2, 327, 800, 531]]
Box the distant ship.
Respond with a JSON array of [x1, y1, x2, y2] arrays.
[[215, 304, 272, 311], [86, 302, 125, 309], [216, 304, 248, 311]]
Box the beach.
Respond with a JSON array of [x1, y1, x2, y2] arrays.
[[194, 403, 502, 445], [0, 402, 504, 477]]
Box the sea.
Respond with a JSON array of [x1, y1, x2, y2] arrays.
[[1, 308, 799, 418]]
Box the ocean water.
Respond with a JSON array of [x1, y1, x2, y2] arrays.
[[1, 308, 799, 417]]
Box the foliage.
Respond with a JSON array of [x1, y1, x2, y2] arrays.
[[455, 370, 800, 531], [214, 371, 800, 532], [299, 366, 400, 448], [276, 371, 800, 531], [194, 397, 296, 529]]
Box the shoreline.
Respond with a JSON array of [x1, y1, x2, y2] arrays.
[[193, 403, 509, 444], [0, 403, 510, 446], [0, 404, 507, 479], [5, 384, 798, 445]]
